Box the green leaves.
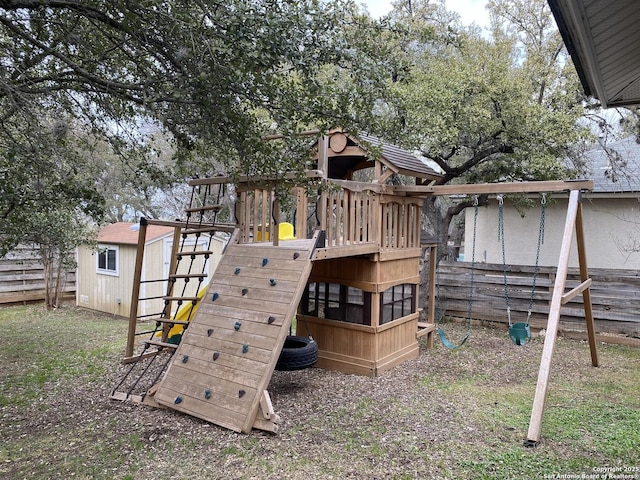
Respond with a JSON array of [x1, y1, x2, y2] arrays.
[[377, 0, 592, 185]]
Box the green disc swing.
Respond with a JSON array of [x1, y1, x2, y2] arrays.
[[435, 196, 478, 349], [497, 193, 546, 346]]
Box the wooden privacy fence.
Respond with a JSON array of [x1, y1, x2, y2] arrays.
[[0, 245, 75, 304], [432, 261, 640, 338]]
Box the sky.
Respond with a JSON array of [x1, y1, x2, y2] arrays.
[[362, 0, 490, 27]]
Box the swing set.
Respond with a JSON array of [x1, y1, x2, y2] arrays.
[[436, 191, 546, 348], [423, 179, 599, 446]]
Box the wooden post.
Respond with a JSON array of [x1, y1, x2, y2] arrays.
[[126, 219, 148, 358], [526, 190, 579, 446], [575, 200, 599, 367], [294, 187, 307, 239], [318, 135, 329, 231]]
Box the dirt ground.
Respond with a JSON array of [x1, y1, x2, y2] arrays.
[[1, 315, 638, 480]]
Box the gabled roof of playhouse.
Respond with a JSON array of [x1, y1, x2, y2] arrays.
[[585, 136, 640, 194], [97, 222, 173, 245], [321, 130, 442, 182]]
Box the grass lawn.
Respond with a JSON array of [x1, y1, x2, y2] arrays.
[[0, 303, 638, 479]]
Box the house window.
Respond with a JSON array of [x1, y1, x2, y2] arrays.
[[302, 282, 371, 326], [380, 284, 416, 324], [97, 245, 119, 276]]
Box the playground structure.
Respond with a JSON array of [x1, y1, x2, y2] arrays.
[[113, 129, 598, 445]]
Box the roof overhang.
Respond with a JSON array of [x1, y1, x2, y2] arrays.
[[549, 0, 640, 108]]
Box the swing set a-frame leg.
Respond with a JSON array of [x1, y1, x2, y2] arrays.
[[525, 190, 599, 447]]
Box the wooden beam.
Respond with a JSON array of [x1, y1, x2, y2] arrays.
[[387, 179, 594, 196], [575, 200, 599, 368], [258, 390, 277, 421], [144, 218, 236, 233], [326, 178, 383, 193], [561, 278, 592, 304], [126, 219, 147, 358], [526, 190, 579, 446]]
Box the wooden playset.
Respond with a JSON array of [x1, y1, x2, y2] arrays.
[[112, 129, 599, 445]]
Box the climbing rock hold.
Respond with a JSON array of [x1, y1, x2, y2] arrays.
[[174, 396, 183, 404], [211, 292, 219, 301], [262, 258, 268, 267], [242, 344, 249, 353], [234, 267, 241, 275], [268, 316, 276, 324], [207, 328, 214, 337], [234, 321, 241, 331], [269, 278, 277, 286], [182, 355, 189, 363], [241, 288, 248, 296], [204, 389, 212, 400], [293, 252, 300, 260], [239, 390, 246, 398], [213, 351, 220, 361]]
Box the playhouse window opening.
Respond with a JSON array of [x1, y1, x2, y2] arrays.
[[302, 282, 371, 325], [96, 245, 119, 276], [380, 284, 416, 324]]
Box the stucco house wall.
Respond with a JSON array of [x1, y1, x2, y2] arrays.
[[466, 196, 640, 270], [464, 136, 640, 271]]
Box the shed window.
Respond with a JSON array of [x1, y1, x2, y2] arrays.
[[302, 282, 371, 326], [380, 284, 416, 324], [97, 245, 119, 276]]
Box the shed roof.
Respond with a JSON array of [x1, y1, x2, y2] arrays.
[[585, 136, 640, 193], [549, 0, 640, 108], [97, 222, 173, 245]]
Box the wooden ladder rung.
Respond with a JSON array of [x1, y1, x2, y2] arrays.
[[182, 226, 221, 235], [169, 273, 208, 280], [162, 296, 200, 302], [142, 339, 179, 349], [184, 204, 223, 213], [155, 318, 190, 325], [176, 250, 213, 258]]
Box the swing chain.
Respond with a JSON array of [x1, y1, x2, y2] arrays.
[[497, 194, 511, 324], [466, 196, 479, 324], [434, 199, 443, 322], [527, 193, 547, 317]]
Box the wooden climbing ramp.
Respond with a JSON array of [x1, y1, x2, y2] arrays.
[[153, 235, 317, 433]]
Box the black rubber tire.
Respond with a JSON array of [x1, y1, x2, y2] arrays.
[[275, 335, 318, 371]]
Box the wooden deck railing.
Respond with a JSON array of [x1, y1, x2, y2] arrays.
[[236, 187, 277, 244], [380, 198, 422, 250], [233, 179, 424, 253], [320, 188, 379, 247]]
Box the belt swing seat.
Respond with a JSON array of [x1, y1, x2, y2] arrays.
[[497, 193, 546, 346]]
